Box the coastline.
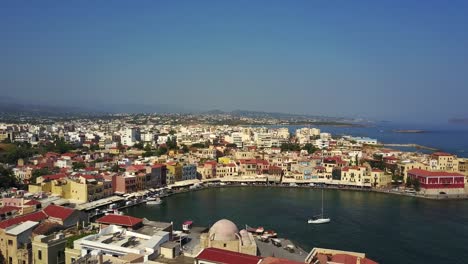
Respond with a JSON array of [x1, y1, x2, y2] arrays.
[[158, 183, 468, 201], [393, 129, 426, 133]]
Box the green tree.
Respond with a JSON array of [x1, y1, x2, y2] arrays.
[[110, 164, 120, 172], [155, 146, 168, 156], [405, 177, 413, 188], [30, 168, 52, 184], [90, 144, 100, 151], [191, 143, 206, 148], [73, 162, 86, 171], [301, 143, 317, 154], [133, 142, 145, 150], [0, 166, 19, 189], [181, 144, 189, 153], [0, 142, 35, 164], [413, 178, 421, 191], [142, 151, 155, 157], [166, 138, 178, 150], [144, 143, 152, 152], [281, 143, 301, 152]]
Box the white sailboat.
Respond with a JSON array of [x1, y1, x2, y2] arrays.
[[308, 189, 331, 224]]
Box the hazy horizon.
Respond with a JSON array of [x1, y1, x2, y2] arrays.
[[1, 1, 468, 123]]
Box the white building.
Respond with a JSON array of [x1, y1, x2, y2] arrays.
[[352, 137, 378, 145], [72, 225, 170, 262], [121, 128, 140, 147], [254, 132, 272, 148], [230, 132, 243, 147]]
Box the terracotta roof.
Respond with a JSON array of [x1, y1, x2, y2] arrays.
[[62, 153, 77, 158], [260, 257, 303, 264], [342, 166, 365, 172], [126, 165, 146, 171], [431, 152, 453, 157], [331, 254, 378, 264], [32, 220, 65, 236], [41, 173, 67, 181], [80, 174, 96, 180], [408, 169, 464, 177], [0, 206, 20, 215], [24, 200, 41, 206], [96, 214, 143, 227], [196, 248, 261, 264], [0, 211, 48, 229], [43, 205, 75, 221]]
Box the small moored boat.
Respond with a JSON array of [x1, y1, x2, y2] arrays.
[[146, 197, 163, 205]]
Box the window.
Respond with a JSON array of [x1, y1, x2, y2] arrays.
[[223, 243, 227, 247], [8, 240, 13, 246], [38, 250, 42, 260]]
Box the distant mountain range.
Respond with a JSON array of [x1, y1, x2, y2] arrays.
[[0, 97, 191, 115], [0, 97, 88, 115], [203, 109, 356, 122], [0, 96, 360, 122]]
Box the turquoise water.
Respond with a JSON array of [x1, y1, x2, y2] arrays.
[[123, 187, 468, 264]]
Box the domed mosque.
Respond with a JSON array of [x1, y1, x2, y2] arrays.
[[200, 219, 257, 256]]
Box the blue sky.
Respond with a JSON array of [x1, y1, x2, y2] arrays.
[[1, 1, 467, 122]]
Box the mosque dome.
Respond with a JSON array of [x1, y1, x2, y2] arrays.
[[209, 219, 239, 241]]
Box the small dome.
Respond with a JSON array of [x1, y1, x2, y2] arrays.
[[209, 219, 239, 241]]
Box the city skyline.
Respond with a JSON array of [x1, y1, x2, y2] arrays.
[[1, 1, 468, 122]]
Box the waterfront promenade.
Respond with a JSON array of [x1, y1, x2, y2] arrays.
[[162, 178, 468, 200]]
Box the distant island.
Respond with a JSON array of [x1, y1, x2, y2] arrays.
[[449, 118, 468, 125], [393, 130, 426, 133]]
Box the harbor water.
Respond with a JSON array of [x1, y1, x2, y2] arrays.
[[123, 187, 468, 264]]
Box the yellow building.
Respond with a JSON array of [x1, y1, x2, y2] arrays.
[[0, 221, 39, 264], [430, 152, 459, 172], [200, 219, 257, 256], [218, 157, 232, 165], [166, 162, 182, 181], [109, 147, 121, 155], [397, 161, 429, 183], [340, 166, 371, 186], [370, 169, 392, 188], [65, 247, 81, 264], [32, 233, 67, 264], [28, 176, 113, 203]]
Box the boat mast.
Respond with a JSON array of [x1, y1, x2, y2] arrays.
[[321, 189, 324, 217]]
